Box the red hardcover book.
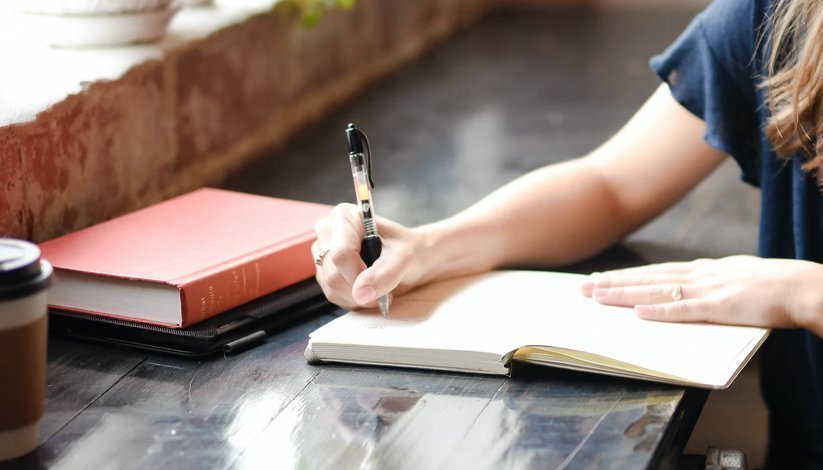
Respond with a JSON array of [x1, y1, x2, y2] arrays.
[[39, 188, 331, 327]]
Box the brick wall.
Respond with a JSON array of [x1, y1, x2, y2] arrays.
[[0, 0, 490, 241]]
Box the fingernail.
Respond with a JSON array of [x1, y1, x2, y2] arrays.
[[593, 288, 609, 299], [355, 286, 377, 303]]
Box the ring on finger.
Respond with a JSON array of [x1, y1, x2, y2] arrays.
[[671, 284, 683, 301], [314, 248, 331, 267]]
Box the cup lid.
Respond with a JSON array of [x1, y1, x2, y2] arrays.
[[0, 239, 53, 300]]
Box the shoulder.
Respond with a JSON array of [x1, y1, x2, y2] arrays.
[[649, 0, 775, 185], [651, 0, 773, 109], [695, 0, 772, 75], [696, 0, 770, 34]]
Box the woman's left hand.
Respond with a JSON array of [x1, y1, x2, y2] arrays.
[[581, 255, 823, 332]]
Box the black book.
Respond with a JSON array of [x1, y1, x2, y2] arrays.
[[49, 279, 331, 357]]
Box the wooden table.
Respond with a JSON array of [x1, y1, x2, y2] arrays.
[[35, 320, 707, 470], [29, 5, 762, 469]]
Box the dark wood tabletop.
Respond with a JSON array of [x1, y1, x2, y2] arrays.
[[27, 4, 762, 469]]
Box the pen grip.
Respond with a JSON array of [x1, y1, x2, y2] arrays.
[[360, 236, 382, 267]]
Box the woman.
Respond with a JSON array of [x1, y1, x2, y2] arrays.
[[312, 0, 823, 466]]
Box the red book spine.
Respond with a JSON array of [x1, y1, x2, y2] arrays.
[[176, 235, 316, 326]]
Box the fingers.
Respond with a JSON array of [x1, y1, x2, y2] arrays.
[[635, 299, 716, 323], [329, 204, 366, 286], [581, 261, 713, 323], [589, 279, 716, 323], [581, 273, 689, 296], [590, 259, 712, 287], [313, 204, 367, 309], [351, 245, 410, 304], [312, 239, 357, 309], [348, 218, 415, 304], [315, 255, 360, 308], [313, 204, 414, 310], [580, 260, 709, 296], [591, 283, 698, 307]]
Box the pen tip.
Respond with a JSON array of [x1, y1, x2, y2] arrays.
[[378, 296, 390, 318]]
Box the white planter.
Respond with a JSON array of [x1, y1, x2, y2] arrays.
[[4, 0, 180, 47], [213, 0, 277, 13]]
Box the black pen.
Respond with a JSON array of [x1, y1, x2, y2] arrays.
[[346, 123, 390, 317]]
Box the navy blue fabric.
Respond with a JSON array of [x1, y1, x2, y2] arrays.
[[650, 0, 823, 467]]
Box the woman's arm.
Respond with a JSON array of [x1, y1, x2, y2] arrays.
[[416, 84, 727, 277], [314, 84, 727, 307]]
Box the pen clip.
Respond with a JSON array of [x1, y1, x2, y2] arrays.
[[358, 128, 375, 189]]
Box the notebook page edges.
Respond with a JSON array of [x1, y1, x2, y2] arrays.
[[508, 288, 768, 388], [514, 346, 689, 386], [463, 271, 766, 388], [305, 342, 509, 375], [307, 274, 529, 371]]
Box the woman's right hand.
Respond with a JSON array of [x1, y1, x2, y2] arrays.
[[312, 203, 428, 310]]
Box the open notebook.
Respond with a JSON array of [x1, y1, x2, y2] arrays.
[[305, 271, 769, 389]]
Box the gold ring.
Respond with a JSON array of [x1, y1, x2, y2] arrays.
[[314, 248, 330, 267], [671, 284, 683, 301]]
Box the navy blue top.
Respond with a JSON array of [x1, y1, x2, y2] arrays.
[[650, 0, 823, 467]]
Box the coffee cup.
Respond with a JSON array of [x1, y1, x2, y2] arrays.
[[0, 239, 52, 461]]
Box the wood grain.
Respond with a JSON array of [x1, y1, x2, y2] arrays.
[[33, 5, 754, 469]]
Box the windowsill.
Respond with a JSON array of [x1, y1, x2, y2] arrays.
[[0, 3, 277, 127], [1, 0, 487, 241]]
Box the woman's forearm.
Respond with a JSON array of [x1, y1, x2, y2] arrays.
[[412, 158, 631, 283]]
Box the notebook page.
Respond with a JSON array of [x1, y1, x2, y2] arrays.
[[310, 270, 768, 387], [309, 274, 529, 357], [465, 271, 767, 387]]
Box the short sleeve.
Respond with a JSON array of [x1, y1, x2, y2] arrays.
[[650, 0, 767, 185]]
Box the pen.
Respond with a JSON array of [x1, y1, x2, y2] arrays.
[[346, 123, 390, 317]]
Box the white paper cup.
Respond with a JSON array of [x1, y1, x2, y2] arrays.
[[0, 240, 52, 461]]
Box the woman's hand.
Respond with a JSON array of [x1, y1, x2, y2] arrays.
[[581, 255, 823, 332], [312, 204, 428, 309]]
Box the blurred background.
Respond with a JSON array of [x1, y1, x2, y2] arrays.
[[0, 0, 767, 466]]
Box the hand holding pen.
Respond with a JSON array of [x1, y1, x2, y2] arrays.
[[312, 125, 430, 315], [345, 123, 391, 317], [313, 203, 421, 313]]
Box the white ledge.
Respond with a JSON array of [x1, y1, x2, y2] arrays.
[[0, 3, 276, 127]]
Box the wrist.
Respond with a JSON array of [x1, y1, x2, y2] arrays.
[[795, 261, 823, 337], [412, 217, 498, 285]]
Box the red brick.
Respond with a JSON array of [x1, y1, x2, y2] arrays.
[[0, 129, 25, 239], [20, 63, 173, 242], [1, 0, 490, 242], [172, 13, 293, 174]]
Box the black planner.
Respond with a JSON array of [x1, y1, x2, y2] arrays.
[[48, 279, 332, 357]]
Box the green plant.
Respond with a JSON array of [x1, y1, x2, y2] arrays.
[[285, 0, 356, 26]]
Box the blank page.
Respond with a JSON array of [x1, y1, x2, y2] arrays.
[[309, 271, 768, 388]]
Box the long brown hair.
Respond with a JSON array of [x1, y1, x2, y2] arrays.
[[763, 0, 823, 172]]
